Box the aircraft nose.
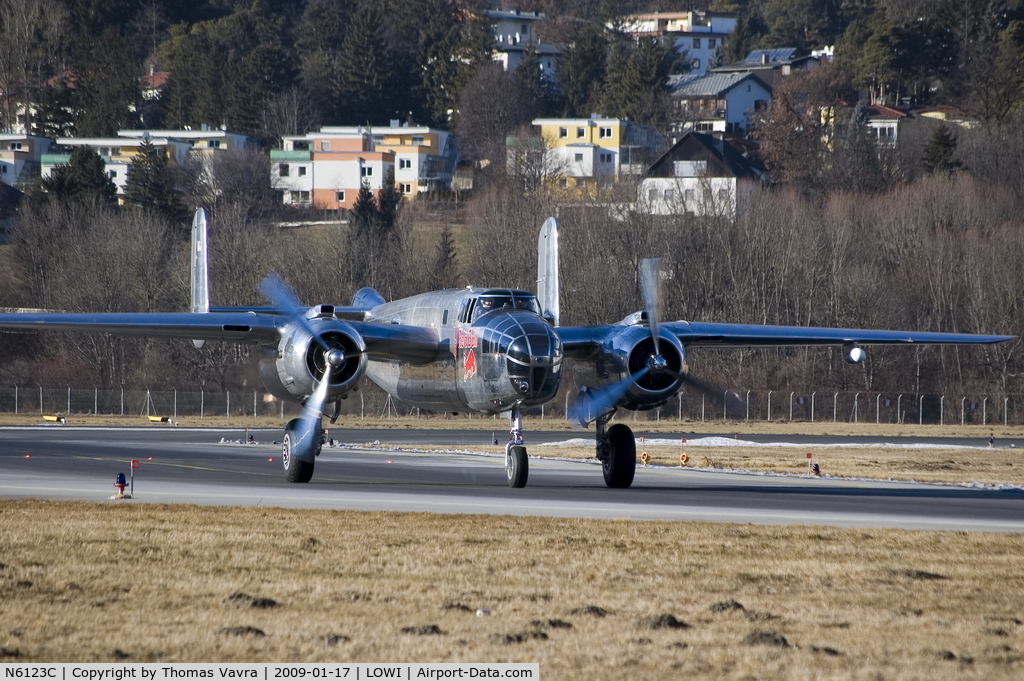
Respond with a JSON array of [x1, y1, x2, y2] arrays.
[[505, 324, 562, 399]]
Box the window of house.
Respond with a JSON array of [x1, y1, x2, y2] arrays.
[[322, 141, 330, 151], [574, 153, 583, 162], [336, 190, 345, 203], [400, 183, 412, 194], [709, 39, 716, 49], [695, 122, 713, 132], [399, 158, 411, 169], [209, 140, 221, 148], [294, 141, 309, 151], [648, 189, 658, 201], [108, 171, 117, 179], [576, 127, 585, 138], [684, 189, 696, 201], [296, 191, 310, 202], [0, 165, 5, 174], [411, 135, 424, 145], [298, 166, 307, 176], [664, 189, 674, 201], [599, 127, 612, 138], [692, 59, 701, 70], [578, 178, 587, 189], [361, 166, 373, 177], [559, 178, 568, 190], [693, 38, 701, 48], [10, 143, 22, 150], [600, 153, 612, 163], [559, 127, 568, 138], [280, 163, 290, 177]]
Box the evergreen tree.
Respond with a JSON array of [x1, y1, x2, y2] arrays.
[[515, 45, 557, 118], [377, 167, 401, 233], [334, 4, 401, 124], [921, 123, 962, 175], [74, 28, 143, 136], [123, 139, 187, 223], [429, 225, 458, 290], [556, 23, 608, 117], [39, 147, 117, 206]]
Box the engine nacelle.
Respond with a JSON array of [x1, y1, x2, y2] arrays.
[[574, 325, 687, 412], [260, 315, 367, 404], [844, 343, 866, 364]]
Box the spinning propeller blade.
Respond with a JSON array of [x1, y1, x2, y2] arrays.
[[258, 273, 331, 353]]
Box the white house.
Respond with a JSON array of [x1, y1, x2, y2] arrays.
[[666, 72, 771, 136], [616, 11, 738, 75], [640, 131, 761, 216], [0, 134, 52, 188]]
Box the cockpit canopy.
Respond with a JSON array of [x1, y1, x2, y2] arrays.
[[471, 289, 540, 321]]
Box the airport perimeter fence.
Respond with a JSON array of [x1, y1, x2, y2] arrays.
[[0, 385, 1023, 426]]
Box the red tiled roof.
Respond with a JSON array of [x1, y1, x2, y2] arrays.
[[142, 71, 169, 89], [863, 104, 907, 120], [44, 71, 78, 89]]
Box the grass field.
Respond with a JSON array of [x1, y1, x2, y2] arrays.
[[0, 500, 1021, 678]]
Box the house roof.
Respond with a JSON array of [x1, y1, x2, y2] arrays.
[[646, 132, 761, 179], [863, 104, 907, 120], [667, 72, 771, 97], [141, 71, 169, 90]]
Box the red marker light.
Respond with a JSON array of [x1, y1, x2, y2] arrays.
[[147, 457, 153, 461], [24, 455, 30, 458], [387, 460, 392, 464], [268, 458, 274, 462]]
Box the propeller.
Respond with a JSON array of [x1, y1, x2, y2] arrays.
[[258, 273, 346, 455]]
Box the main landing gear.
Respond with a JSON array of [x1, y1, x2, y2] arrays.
[[505, 403, 528, 488], [282, 416, 322, 483], [595, 410, 635, 488]]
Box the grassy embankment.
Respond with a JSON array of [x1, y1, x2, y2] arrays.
[[0, 500, 1021, 678]]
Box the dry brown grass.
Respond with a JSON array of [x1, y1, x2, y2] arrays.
[[0, 500, 1021, 678]]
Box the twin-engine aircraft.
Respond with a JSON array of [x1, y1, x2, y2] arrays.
[[0, 211, 1014, 488]]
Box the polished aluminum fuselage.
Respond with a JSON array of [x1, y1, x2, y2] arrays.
[[363, 289, 561, 414]]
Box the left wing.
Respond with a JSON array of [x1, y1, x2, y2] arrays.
[[0, 311, 442, 364]]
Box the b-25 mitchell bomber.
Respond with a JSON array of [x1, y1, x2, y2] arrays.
[[0, 211, 1014, 488]]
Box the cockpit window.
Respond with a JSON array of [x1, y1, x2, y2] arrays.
[[471, 290, 540, 321]]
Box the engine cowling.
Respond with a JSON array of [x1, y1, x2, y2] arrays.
[[260, 316, 367, 404], [574, 325, 687, 412]]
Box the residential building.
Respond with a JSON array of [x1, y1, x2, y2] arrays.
[[118, 127, 256, 156], [667, 72, 771, 136], [273, 124, 459, 210], [711, 48, 819, 88], [486, 9, 560, 80], [640, 131, 761, 216], [42, 135, 192, 196], [861, 104, 909, 147], [616, 11, 737, 75], [512, 116, 667, 194], [0, 134, 52, 188]]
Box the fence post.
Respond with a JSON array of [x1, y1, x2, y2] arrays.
[[14, 385, 17, 415], [940, 395, 944, 425], [897, 394, 902, 424], [876, 393, 880, 424], [745, 390, 750, 421], [226, 391, 230, 417], [121, 386, 124, 416], [201, 390, 204, 419], [833, 392, 838, 422], [983, 397, 988, 425], [789, 391, 794, 421], [701, 392, 705, 422], [174, 389, 177, 420], [94, 387, 97, 415], [767, 390, 772, 422], [853, 393, 859, 423], [811, 392, 815, 422], [39, 385, 42, 414], [253, 390, 257, 421], [918, 395, 923, 425], [1005, 397, 1009, 426]]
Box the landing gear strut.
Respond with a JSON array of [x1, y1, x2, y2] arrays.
[[505, 403, 528, 488], [595, 410, 635, 488]]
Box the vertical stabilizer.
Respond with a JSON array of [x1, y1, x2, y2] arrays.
[[536, 217, 559, 327], [190, 209, 209, 348]]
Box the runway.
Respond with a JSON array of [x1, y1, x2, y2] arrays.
[[0, 426, 1021, 532]]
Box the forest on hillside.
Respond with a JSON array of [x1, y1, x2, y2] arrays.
[[4, 0, 1024, 146], [3, 0, 1024, 418]]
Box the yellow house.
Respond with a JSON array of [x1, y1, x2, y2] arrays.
[[515, 115, 666, 194]]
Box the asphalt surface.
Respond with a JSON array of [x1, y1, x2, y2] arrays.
[[0, 426, 1021, 532]]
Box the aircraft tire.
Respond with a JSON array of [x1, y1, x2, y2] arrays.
[[603, 424, 636, 488], [507, 445, 529, 488], [282, 418, 315, 483]]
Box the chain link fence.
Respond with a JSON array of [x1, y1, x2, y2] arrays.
[[0, 385, 1021, 425]]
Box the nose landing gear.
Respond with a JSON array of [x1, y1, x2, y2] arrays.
[[504, 403, 528, 488]]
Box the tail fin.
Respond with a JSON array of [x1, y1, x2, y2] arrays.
[[536, 217, 559, 326], [190, 208, 209, 348]]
